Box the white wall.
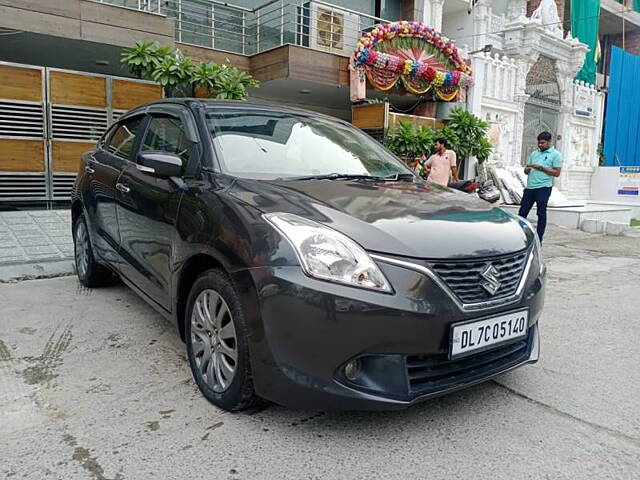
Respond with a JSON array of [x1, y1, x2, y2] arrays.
[[591, 167, 640, 204], [442, 10, 473, 46], [490, 0, 509, 17]]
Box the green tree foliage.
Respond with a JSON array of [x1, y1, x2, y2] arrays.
[[444, 107, 492, 164], [120, 41, 167, 79]]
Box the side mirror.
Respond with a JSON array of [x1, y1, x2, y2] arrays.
[[136, 152, 183, 179]]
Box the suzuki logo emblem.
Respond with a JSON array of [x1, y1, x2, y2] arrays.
[[480, 264, 501, 296]]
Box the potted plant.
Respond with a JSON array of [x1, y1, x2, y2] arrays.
[[385, 122, 435, 167], [121, 42, 259, 101]]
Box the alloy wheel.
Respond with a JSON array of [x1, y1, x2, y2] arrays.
[[190, 289, 238, 393]]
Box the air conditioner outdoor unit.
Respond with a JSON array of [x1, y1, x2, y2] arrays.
[[302, 2, 360, 57]]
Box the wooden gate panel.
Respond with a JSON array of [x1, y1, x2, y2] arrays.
[[112, 79, 163, 110], [0, 139, 45, 172], [49, 71, 107, 108], [51, 141, 95, 173], [1, 62, 161, 202], [0, 64, 43, 102]]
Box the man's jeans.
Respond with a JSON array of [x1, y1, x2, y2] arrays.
[[518, 187, 552, 241]]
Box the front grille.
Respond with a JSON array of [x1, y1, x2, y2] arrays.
[[406, 333, 532, 395], [430, 250, 529, 304]]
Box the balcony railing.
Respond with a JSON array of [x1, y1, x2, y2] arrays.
[[93, 0, 390, 57]]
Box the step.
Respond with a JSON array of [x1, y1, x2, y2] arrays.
[[586, 201, 640, 219], [500, 204, 633, 229]]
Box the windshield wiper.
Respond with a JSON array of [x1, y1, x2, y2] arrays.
[[277, 173, 373, 181], [277, 172, 415, 182]]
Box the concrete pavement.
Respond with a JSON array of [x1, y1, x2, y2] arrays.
[[0, 209, 74, 283], [0, 225, 639, 479]]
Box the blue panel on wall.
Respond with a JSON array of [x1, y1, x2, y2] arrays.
[[604, 46, 640, 166]]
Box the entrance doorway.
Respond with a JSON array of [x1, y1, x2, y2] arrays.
[[521, 56, 561, 164], [522, 104, 558, 165]]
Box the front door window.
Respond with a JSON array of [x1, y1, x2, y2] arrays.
[[141, 115, 193, 168], [106, 117, 144, 161]]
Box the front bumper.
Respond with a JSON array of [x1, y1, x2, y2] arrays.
[[237, 258, 544, 411]]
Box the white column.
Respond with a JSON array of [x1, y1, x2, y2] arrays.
[[512, 54, 538, 165], [466, 54, 488, 179], [555, 59, 582, 192], [431, 0, 444, 31], [468, 55, 486, 117], [421, 0, 432, 25], [473, 0, 491, 51]]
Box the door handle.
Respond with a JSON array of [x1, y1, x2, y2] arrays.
[[115, 183, 130, 194], [85, 164, 95, 174]]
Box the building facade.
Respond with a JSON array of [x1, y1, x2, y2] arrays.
[[438, 0, 604, 200], [0, 0, 605, 200]]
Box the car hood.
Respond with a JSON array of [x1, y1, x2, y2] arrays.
[[227, 178, 532, 259]]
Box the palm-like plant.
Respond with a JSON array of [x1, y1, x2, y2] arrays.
[[120, 42, 164, 79], [150, 51, 195, 96], [215, 68, 260, 100], [191, 62, 260, 100], [191, 62, 227, 96]]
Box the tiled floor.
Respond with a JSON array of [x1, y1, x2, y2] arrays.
[[0, 210, 73, 265]]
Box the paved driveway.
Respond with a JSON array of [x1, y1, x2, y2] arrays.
[[1, 226, 639, 479]]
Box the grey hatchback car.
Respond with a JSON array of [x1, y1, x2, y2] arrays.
[[71, 99, 545, 411]]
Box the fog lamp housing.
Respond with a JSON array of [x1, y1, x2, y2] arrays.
[[337, 355, 408, 398], [344, 359, 361, 381]]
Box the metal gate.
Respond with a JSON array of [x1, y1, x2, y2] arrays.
[[0, 62, 162, 202]]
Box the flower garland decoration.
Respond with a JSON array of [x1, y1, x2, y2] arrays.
[[352, 20, 473, 99]]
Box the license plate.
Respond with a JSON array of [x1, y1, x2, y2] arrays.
[[450, 310, 529, 358]]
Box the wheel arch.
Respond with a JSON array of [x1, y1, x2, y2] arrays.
[[175, 253, 226, 342], [71, 199, 84, 227]]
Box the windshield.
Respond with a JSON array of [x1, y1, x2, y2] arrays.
[[206, 108, 413, 180]]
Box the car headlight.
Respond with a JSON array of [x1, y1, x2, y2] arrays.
[[532, 233, 545, 276], [264, 212, 392, 293], [518, 217, 545, 276]]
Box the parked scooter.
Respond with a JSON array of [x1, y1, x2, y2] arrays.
[[414, 162, 501, 204]]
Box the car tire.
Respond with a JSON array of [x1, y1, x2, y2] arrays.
[[73, 213, 114, 288], [185, 269, 260, 412]]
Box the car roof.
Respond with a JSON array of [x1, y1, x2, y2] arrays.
[[119, 98, 343, 124]]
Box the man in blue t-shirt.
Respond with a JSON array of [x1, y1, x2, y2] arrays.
[[518, 131, 563, 242]]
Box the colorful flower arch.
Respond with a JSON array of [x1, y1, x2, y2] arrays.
[[352, 21, 473, 100]]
